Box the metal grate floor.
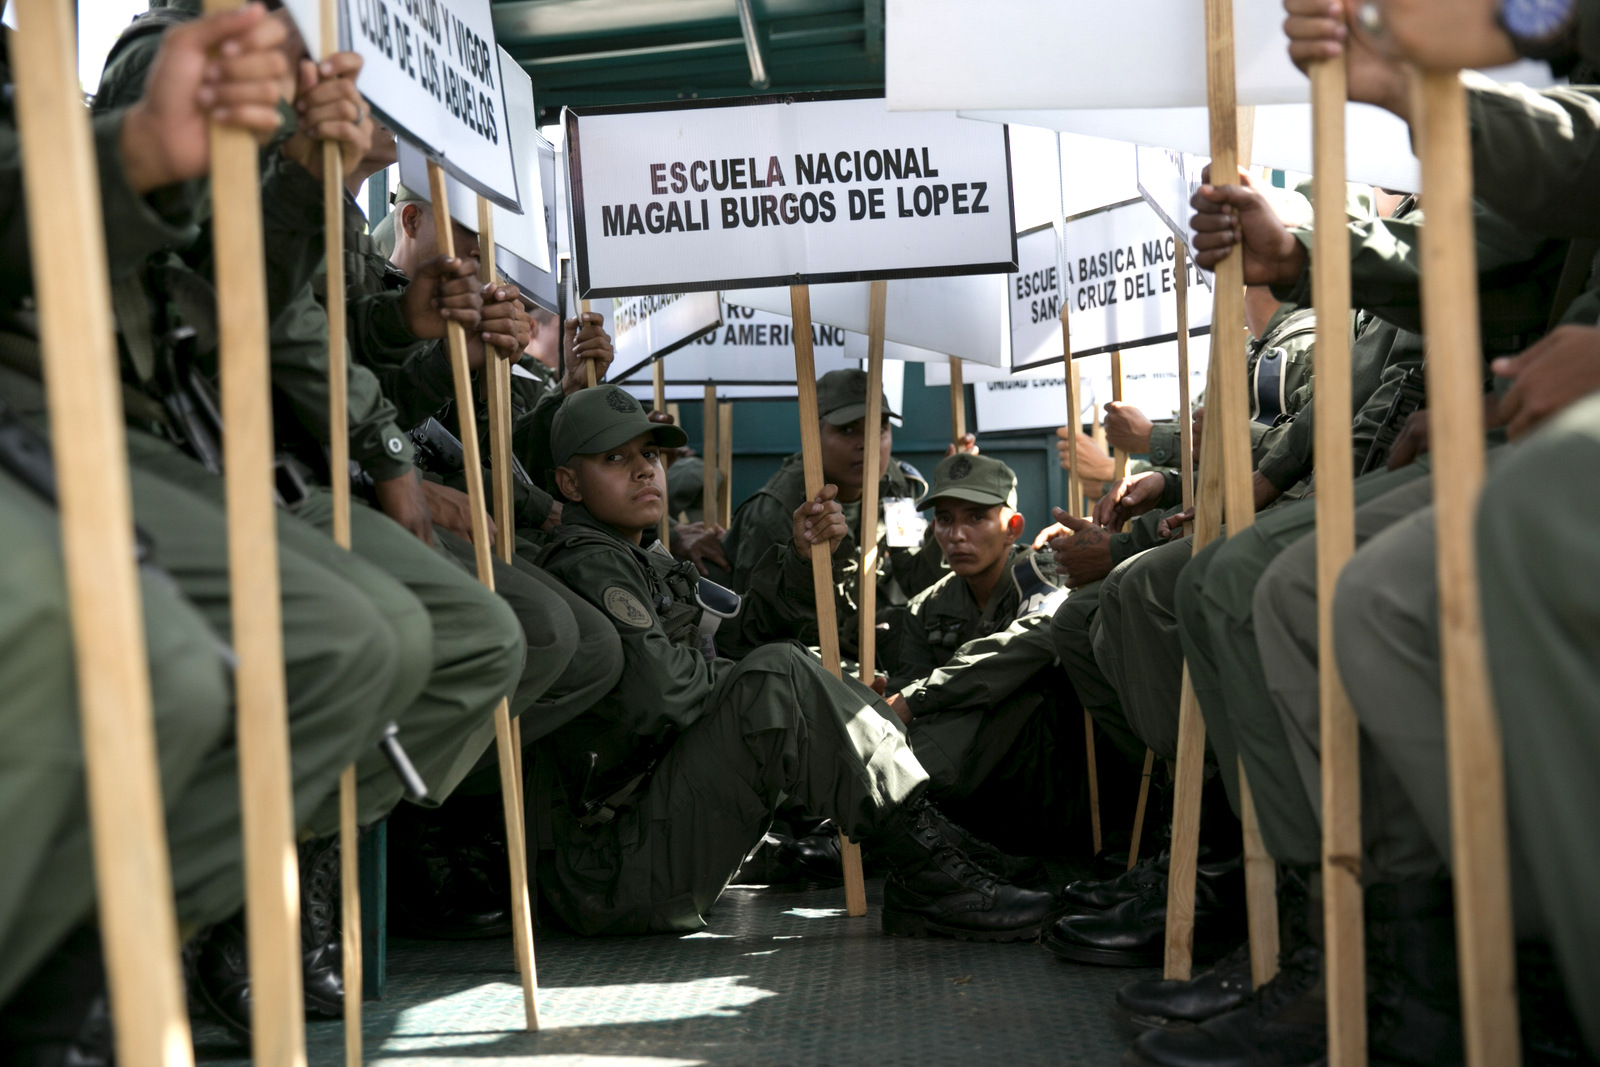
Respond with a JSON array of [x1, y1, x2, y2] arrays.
[[194, 877, 1151, 1066]]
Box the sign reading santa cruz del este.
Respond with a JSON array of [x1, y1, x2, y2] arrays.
[[565, 93, 1017, 298]]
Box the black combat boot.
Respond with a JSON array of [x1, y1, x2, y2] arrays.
[[875, 798, 1056, 942], [299, 835, 345, 1019], [193, 915, 251, 1042], [1364, 878, 1463, 1066], [0, 926, 114, 1067], [389, 796, 511, 940], [778, 820, 846, 885], [1045, 855, 1245, 967], [1110, 867, 1309, 1032], [924, 807, 1047, 887], [1125, 865, 1326, 1067], [1061, 850, 1170, 913]]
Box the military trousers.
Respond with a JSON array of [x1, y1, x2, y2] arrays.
[[126, 435, 521, 823], [0, 474, 231, 1005], [1094, 538, 1193, 762], [1251, 466, 1445, 882], [532, 643, 928, 936], [1173, 464, 1428, 860], [1475, 393, 1600, 1051], [1053, 581, 1151, 765]]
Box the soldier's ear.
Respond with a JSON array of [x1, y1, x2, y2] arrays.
[[400, 203, 423, 238], [553, 464, 583, 503], [1004, 510, 1024, 542]]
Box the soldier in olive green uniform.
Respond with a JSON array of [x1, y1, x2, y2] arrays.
[[0, 16, 414, 1050], [522, 386, 1053, 940], [342, 176, 621, 739], [718, 369, 945, 668], [1120, 124, 1577, 1065], [878, 454, 1086, 859]]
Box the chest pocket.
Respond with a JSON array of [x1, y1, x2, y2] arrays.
[[923, 610, 973, 655]]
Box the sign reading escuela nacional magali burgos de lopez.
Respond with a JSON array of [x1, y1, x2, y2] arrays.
[[564, 93, 1017, 298]]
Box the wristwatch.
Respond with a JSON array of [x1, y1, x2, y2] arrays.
[[1497, 0, 1578, 59]]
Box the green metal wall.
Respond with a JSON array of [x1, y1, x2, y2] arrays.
[[680, 362, 1068, 540]]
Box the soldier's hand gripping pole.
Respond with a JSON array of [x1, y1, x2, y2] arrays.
[[10, 3, 196, 1063], [1412, 66, 1521, 1067], [792, 283, 868, 917], [426, 161, 540, 1030]]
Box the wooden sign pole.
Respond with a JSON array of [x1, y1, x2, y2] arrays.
[[1109, 351, 1127, 483], [201, 2, 307, 1060], [314, 3, 363, 1059], [653, 359, 669, 545], [1127, 750, 1157, 870], [858, 280, 887, 691], [1413, 69, 1521, 1067], [1308, 54, 1366, 1067], [1197, 0, 1279, 984], [791, 284, 868, 917], [718, 400, 734, 527], [10, 4, 194, 1064], [948, 355, 966, 444], [315, 0, 362, 1057], [478, 199, 527, 893], [1163, 339, 1227, 980], [428, 164, 539, 1030], [579, 300, 598, 387], [702, 384, 718, 522]]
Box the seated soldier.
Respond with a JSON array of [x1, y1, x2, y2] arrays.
[[877, 453, 1084, 862], [524, 385, 1055, 941], [719, 368, 945, 669]]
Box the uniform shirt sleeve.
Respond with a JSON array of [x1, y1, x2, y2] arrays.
[[726, 494, 792, 592], [1465, 77, 1600, 238], [544, 542, 717, 735], [888, 577, 949, 692], [268, 282, 414, 481], [1147, 420, 1183, 468]]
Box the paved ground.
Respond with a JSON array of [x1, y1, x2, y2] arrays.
[[194, 877, 1153, 1066]]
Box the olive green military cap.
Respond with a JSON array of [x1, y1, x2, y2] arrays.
[[551, 386, 688, 467], [916, 452, 1017, 510], [817, 368, 899, 426]]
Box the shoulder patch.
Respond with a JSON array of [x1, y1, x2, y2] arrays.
[[602, 585, 654, 628]]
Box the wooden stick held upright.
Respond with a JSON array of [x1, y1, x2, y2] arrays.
[[1199, 0, 1279, 982], [1308, 54, 1367, 1067], [948, 355, 966, 443], [1109, 351, 1127, 483], [580, 299, 598, 387], [718, 399, 733, 527], [1176, 243, 1196, 529], [314, 1, 363, 1056], [654, 358, 669, 545], [201, 2, 306, 1060], [427, 165, 540, 1030], [703, 383, 717, 523], [1412, 69, 1521, 1067], [858, 280, 888, 690], [791, 284, 868, 917], [1128, 749, 1157, 870], [10, 4, 194, 1064]]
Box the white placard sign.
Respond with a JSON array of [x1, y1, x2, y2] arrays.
[[1135, 145, 1208, 265], [886, 0, 1552, 113], [973, 338, 1211, 433], [725, 272, 1007, 366], [565, 94, 1016, 297], [618, 303, 855, 387], [345, 0, 519, 208], [1054, 199, 1213, 366], [1008, 223, 1063, 372], [598, 292, 726, 381], [280, 0, 324, 61], [394, 50, 548, 282], [843, 333, 946, 364]]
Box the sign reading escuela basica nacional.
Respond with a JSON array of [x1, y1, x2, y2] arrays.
[[565, 93, 1016, 298]]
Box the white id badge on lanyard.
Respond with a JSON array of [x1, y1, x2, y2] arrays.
[[882, 498, 927, 548]]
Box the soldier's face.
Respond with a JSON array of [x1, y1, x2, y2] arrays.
[[557, 433, 666, 540], [819, 415, 892, 500], [932, 501, 1016, 578]]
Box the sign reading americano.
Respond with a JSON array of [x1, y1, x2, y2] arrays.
[[564, 93, 1016, 297]]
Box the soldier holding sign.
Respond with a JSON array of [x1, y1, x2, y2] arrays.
[[718, 368, 947, 668], [523, 385, 1054, 941]]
